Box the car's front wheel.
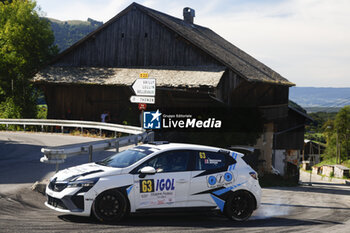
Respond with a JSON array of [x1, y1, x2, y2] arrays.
[[92, 190, 127, 223], [224, 191, 254, 221]]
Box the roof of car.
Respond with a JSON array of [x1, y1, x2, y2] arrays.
[[141, 142, 243, 156]]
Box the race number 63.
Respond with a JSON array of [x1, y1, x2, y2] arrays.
[[140, 179, 154, 193], [199, 152, 206, 159]]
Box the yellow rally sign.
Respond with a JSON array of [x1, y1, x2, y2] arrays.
[[139, 73, 149, 78]]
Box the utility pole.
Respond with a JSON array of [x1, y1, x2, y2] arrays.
[[309, 141, 312, 186], [318, 143, 321, 164], [336, 131, 340, 164], [336, 132, 338, 164]]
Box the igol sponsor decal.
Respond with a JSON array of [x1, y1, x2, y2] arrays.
[[140, 179, 175, 193]]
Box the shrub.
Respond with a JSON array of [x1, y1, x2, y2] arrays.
[[37, 105, 47, 119], [0, 98, 21, 119], [0, 98, 22, 130]]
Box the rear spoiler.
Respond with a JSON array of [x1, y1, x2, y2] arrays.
[[229, 146, 254, 153], [218, 149, 244, 158], [229, 146, 255, 157], [232, 151, 244, 158]]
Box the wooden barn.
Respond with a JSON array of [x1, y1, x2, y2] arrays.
[[271, 105, 313, 178], [34, 2, 306, 175]]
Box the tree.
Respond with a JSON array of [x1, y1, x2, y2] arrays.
[[334, 106, 350, 160], [323, 106, 350, 163], [0, 0, 57, 118]]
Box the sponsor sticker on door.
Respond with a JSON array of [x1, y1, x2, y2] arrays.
[[139, 178, 176, 207], [207, 172, 234, 188]]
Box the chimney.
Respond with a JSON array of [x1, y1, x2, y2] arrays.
[[183, 7, 195, 24]]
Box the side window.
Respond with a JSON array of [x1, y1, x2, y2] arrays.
[[195, 151, 226, 170], [138, 150, 192, 173]]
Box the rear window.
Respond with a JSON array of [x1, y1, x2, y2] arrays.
[[195, 151, 226, 170]]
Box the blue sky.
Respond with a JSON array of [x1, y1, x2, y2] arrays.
[[35, 0, 350, 87]]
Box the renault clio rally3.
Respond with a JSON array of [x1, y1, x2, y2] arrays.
[[45, 142, 261, 222]]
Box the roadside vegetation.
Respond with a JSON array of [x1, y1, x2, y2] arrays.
[[305, 111, 337, 144], [0, 0, 58, 119], [306, 106, 350, 168], [315, 158, 350, 169], [0, 1, 103, 121]]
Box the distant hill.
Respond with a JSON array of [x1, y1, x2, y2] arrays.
[[47, 18, 103, 52], [289, 87, 350, 112]]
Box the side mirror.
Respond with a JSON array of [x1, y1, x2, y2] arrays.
[[139, 166, 156, 178]]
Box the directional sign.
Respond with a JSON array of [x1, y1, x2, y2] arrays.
[[132, 78, 156, 96], [130, 96, 155, 104]]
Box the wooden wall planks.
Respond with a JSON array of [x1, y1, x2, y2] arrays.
[[55, 8, 220, 68]]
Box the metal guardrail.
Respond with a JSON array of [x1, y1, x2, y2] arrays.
[[0, 118, 144, 135], [0, 118, 153, 170], [40, 131, 154, 166]]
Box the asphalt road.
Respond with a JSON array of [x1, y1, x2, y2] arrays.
[[1, 131, 350, 233]]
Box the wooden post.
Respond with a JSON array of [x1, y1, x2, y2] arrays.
[[88, 145, 93, 162], [115, 140, 119, 153], [141, 110, 144, 129], [339, 144, 341, 164]]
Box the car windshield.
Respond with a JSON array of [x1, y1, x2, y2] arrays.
[[96, 147, 153, 168]]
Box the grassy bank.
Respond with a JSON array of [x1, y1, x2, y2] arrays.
[[315, 158, 350, 168]]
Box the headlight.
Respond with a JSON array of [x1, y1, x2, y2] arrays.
[[249, 172, 258, 180], [67, 178, 99, 188]]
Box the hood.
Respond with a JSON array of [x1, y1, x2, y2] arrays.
[[53, 162, 121, 182]]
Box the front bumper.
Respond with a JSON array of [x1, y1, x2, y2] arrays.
[[45, 185, 94, 216]]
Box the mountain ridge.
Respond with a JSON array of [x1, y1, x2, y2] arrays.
[[289, 87, 350, 112], [47, 17, 103, 51]]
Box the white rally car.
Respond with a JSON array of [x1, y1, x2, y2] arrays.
[[45, 142, 261, 222]]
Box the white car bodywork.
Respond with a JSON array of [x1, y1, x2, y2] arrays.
[[45, 143, 261, 220]]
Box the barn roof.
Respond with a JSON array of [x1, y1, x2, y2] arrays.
[[35, 2, 294, 87], [34, 66, 225, 88], [135, 3, 293, 86]]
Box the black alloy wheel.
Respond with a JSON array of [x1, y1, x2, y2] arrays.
[[224, 191, 254, 221], [92, 190, 127, 222]]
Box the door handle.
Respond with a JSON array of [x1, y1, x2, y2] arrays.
[[177, 179, 188, 183]]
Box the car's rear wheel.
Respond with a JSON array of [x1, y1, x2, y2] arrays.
[[224, 191, 254, 221], [92, 190, 127, 223]]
